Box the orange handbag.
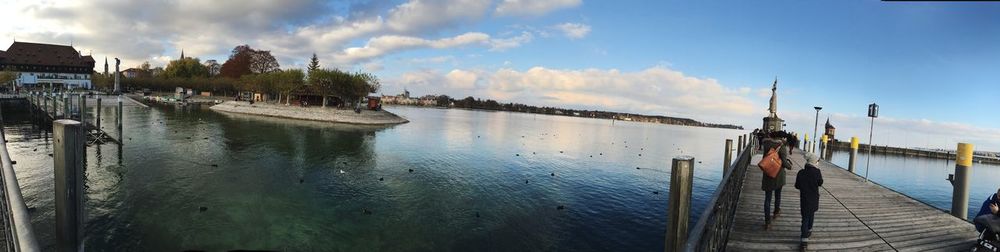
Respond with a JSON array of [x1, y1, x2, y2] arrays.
[[758, 146, 782, 178]]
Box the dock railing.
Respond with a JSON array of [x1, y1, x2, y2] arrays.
[[683, 140, 755, 252], [0, 113, 42, 251]]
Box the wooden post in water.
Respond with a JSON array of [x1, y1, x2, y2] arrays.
[[948, 143, 974, 220], [737, 135, 743, 154], [96, 97, 102, 130], [79, 95, 86, 126], [63, 96, 69, 120], [848, 137, 859, 174], [666, 156, 694, 252], [53, 119, 85, 252], [724, 139, 733, 176], [117, 96, 123, 143]]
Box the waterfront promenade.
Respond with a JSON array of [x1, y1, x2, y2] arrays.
[[727, 149, 977, 251]]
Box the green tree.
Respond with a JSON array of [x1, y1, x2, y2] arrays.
[[0, 66, 17, 88], [164, 57, 209, 78], [308, 53, 320, 73], [274, 69, 304, 105]]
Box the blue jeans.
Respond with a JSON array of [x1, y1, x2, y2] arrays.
[[801, 211, 815, 238], [764, 188, 782, 221]]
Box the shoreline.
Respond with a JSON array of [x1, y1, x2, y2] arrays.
[[209, 101, 409, 125]]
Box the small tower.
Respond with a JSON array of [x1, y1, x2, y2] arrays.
[[824, 118, 836, 141], [104, 57, 109, 76], [180, 49, 185, 60]]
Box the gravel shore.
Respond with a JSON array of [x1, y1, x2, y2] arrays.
[[209, 101, 409, 125]]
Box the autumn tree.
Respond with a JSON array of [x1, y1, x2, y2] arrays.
[[0, 66, 17, 88], [219, 45, 279, 79], [163, 57, 209, 78]]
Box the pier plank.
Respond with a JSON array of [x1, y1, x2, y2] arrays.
[[726, 149, 977, 251]]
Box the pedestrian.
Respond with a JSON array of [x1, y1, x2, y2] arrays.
[[974, 186, 1000, 233], [761, 136, 792, 230], [795, 152, 824, 251]]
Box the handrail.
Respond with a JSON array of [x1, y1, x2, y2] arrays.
[[0, 114, 42, 251], [683, 141, 756, 252]]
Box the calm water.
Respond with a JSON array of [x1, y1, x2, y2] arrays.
[[826, 149, 1000, 220], [1, 103, 742, 251]]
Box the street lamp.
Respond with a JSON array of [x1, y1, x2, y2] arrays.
[[864, 103, 879, 182], [813, 106, 822, 153]]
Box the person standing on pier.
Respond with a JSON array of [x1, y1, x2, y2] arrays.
[[795, 152, 824, 250], [761, 136, 792, 230]]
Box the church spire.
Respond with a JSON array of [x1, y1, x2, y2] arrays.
[[180, 49, 185, 59], [104, 57, 109, 76]]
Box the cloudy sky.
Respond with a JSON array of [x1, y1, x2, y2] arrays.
[[3, 0, 1000, 150]]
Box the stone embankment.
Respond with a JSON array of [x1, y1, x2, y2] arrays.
[[209, 101, 409, 125]]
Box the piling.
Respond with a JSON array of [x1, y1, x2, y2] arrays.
[[737, 136, 743, 154], [63, 96, 69, 120], [848, 137, 859, 173], [948, 143, 974, 220], [666, 156, 694, 252], [819, 135, 828, 160], [117, 96, 123, 142], [79, 95, 86, 125], [723, 139, 733, 175], [53, 120, 85, 252], [96, 97, 102, 129]]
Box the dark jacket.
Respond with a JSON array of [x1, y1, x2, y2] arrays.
[[761, 140, 792, 191], [976, 193, 999, 232], [795, 163, 824, 214]]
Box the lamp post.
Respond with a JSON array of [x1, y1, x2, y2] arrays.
[[812, 106, 822, 153], [864, 103, 878, 182]]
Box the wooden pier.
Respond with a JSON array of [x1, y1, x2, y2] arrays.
[[726, 149, 977, 251]]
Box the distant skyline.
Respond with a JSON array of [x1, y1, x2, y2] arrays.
[[2, 0, 1000, 150]]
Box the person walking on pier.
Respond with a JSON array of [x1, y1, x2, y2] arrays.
[[795, 152, 824, 250], [760, 136, 792, 230]]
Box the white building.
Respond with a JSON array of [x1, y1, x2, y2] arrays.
[[0, 41, 96, 90]]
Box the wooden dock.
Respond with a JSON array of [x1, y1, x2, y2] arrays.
[[726, 149, 977, 251]]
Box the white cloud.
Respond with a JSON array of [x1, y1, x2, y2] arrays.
[[553, 23, 591, 39], [389, 65, 758, 123], [489, 31, 533, 51], [331, 32, 490, 65], [445, 69, 479, 89], [386, 0, 492, 33], [495, 0, 582, 17]]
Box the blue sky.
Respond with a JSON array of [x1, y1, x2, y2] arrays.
[[2, 0, 1000, 150]]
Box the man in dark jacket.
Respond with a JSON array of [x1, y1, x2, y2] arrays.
[[795, 152, 823, 250], [761, 137, 792, 230], [975, 186, 1000, 233]]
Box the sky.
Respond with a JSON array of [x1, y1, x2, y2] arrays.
[[2, 0, 1000, 151]]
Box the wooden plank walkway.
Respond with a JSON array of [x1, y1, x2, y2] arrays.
[[727, 149, 977, 251]]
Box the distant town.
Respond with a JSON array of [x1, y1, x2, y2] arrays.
[[380, 90, 744, 130]]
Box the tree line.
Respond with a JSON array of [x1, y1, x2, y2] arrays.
[[93, 45, 379, 106]]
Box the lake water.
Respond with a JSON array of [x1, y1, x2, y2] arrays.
[[1, 103, 742, 251]]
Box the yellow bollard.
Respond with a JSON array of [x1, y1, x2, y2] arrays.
[[848, 137, 859, 173], [949, 143, 974, 220]]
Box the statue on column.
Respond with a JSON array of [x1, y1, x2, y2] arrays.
[[768, 78, 778, 118]]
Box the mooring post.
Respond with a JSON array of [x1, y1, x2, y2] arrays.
[[666, 156, 694, 252], [96, 97, 102, 130], [737, 135, 743, 154], [723, 139, 733, 176], [948, 143, 974, 220], [848, 137, 859, 174], [53, 120, 85, 252], [819, 135, 827, 160], [117, 96, 123, 143], [79, 94, 86, 126]]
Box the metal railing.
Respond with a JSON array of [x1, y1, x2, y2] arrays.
[[683, 141, 756, 252], [0, 111, 41, 251]]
